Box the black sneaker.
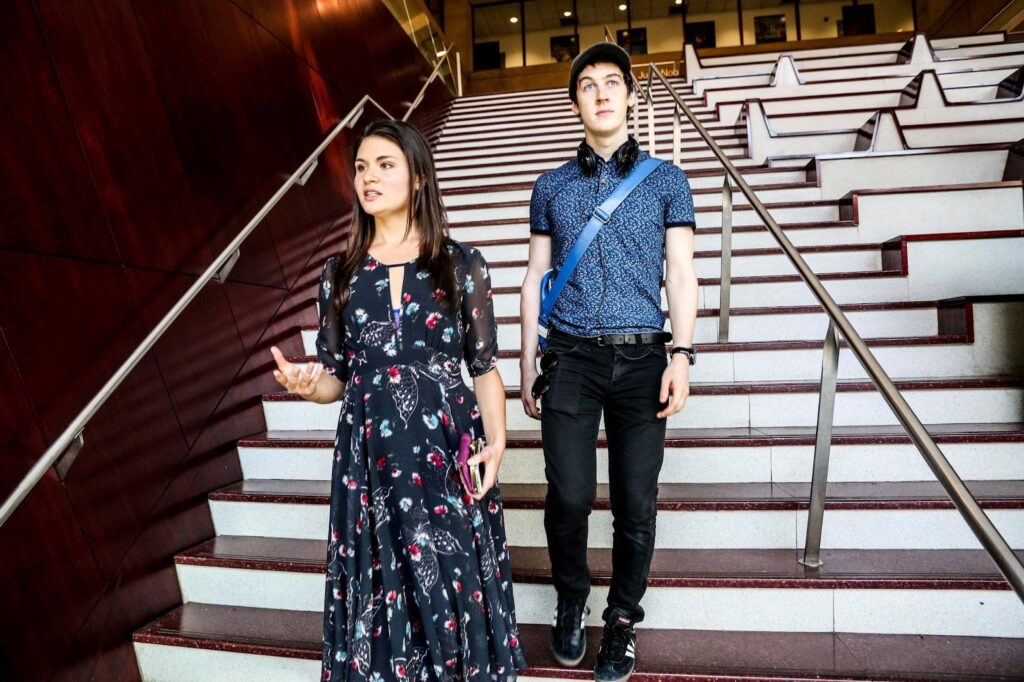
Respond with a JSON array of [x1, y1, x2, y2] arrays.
[[593, 608, 636, 682], [550, 594, 590, 667]]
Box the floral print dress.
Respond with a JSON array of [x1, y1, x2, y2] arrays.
[[315, 241, 527, 682]]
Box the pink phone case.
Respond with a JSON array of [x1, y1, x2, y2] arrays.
[[457, 433, 479, 495]]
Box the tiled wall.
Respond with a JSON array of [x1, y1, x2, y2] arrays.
[[0, 1, 451, 678]]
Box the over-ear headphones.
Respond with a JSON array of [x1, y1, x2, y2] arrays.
[[577, 136, 639, 177]]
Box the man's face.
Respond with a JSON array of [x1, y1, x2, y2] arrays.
[[572, 62, 635, 136]]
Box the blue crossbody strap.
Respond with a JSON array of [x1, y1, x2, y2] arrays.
[[538, 157, 665, 348]]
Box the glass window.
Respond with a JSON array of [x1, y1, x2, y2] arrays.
[[683, 0, 741, 49], [574, 0, 629, 52], [798, 0, 915, 40], [629, 0, 683, 55], [524, 0, 579, 66], [473, 1, 524, 69], [740, 0, 796, 46]]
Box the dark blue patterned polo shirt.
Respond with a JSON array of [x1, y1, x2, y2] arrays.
[[529, 142, 696, 337]]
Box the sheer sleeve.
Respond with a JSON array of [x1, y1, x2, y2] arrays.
[[460, 247, 499, 378], [315, 256, 348, 383]]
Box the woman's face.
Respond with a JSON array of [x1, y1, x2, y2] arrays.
[[354, 135, 417, 220]]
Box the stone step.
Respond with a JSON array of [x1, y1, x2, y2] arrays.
[[442, 181, 819, 209], [236, 424, 1024, 484], [445, 197, 835, 228], [437, 165, 804, 190], [172, 538, 1024, 636], [301, 300, 944, 349], [132, 602, 1024, 681], [206, 478, 1024, 550], [261, 377, 1024, 431], [291, 334, 1021, 385], [481, 244, 880, 285]]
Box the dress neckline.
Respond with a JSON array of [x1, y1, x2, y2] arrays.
[[367, 253, 418, 268]]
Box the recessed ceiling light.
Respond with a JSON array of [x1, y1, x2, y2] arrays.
[[509, 16, 518, 23], [563, 10, 572, 16], [618, 3, 627, 10], [674, 0, 682, 4]]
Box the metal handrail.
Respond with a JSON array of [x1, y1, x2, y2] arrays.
[[0, 92, 407, 529], [403, 44, 456, 121], [644, 62, 1024, 602]]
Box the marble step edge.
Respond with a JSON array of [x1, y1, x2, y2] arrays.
[[486, 269, 900, 293], [450, 90, 696, 111], [238, 423, 1024, 450], [206, 479, 1024, 512], [285, 335, 971, 367], [262, 377, 1024, 402], [438, 151, 750, 174], [483, 267, 900, 294], [449, 215, 852, 231], [132, 603, 1024, 682], [446, 197, 833, 215], [441, 179, 814, 197], [173, 539, 1020, 592], [481, 245, 879, 272], [435, 141, 749, 163], [295, 300, 943, 330], [435, 135, 748, 157], [443, 106, 727, 123], [288, 334, 982, 373], [436, 161, 779, 183], [486, 242, 877, 264]]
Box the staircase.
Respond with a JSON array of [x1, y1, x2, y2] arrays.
[[133, 34, 1024, 681]]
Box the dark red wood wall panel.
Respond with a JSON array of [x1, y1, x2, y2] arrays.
[[0, 2, 120, 263], [0, 0, 452, 678], [0, 252, 149, 443], [34, 0, 216, 275]]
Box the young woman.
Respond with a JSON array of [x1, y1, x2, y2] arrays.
[[270, 120, 527, 681]]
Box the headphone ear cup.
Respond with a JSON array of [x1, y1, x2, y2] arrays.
[[577, 142, 597, 177], [619, 137, 639, 176]]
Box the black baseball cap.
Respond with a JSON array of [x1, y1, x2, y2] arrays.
[[568, 42, 633, 103]]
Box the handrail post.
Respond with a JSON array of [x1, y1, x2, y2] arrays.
[[403, 45, 453, 121], [646, 71, 655, 154], [456, 51, 463, 97], [646, 61, 1024, 603], [672, 105, 681, 167], [718, 176, 733, 343], [800, 320, 840, 567]]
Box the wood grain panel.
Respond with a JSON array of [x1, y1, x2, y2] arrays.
[[34, 0, 214, 274], [0, 1, 118, 262]]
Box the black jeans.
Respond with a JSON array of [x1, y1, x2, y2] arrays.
[[540, 328, 668, 623]]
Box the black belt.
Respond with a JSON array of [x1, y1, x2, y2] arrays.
[[595, 332, 672, 346], [550, 329, 672, 347]]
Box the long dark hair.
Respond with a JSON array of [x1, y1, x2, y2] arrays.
[[332, 120, 456, 312]]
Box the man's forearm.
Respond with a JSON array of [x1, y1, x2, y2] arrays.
[[520, 272, 542, 369], [665, 273, 699, 348]]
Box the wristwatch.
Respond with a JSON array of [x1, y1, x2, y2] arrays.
[[670, 346, 696, 365]]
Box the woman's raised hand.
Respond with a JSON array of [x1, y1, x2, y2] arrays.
[[271, 346, 323, 399]]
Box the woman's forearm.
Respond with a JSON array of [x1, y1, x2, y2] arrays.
[[310, 374, 345, 404], [473, 368, 507, 449]]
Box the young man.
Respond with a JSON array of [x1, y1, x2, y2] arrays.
[[519, 43, 699, 682]]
